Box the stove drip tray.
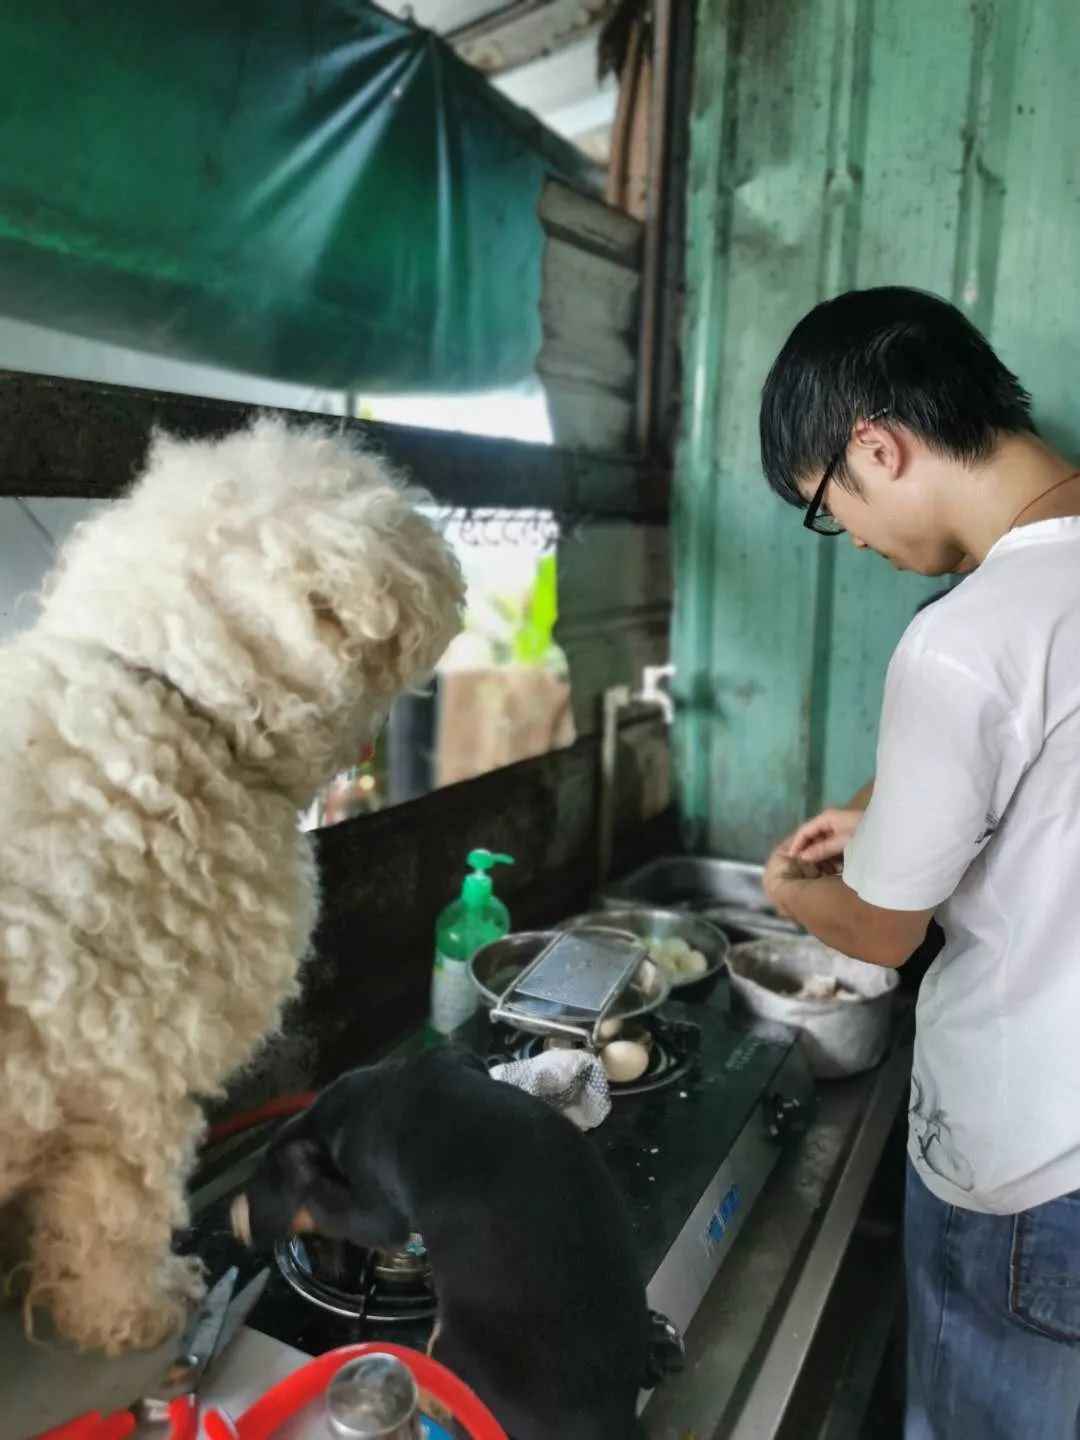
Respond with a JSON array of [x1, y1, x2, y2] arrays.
[[275, 1232, 438, 1325]]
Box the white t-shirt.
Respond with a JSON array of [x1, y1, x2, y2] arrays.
[[844, 517, 1080, 1215]]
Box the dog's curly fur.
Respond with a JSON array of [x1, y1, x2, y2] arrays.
[[0, 418, 464, 1355]]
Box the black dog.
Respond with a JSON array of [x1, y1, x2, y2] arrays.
[[233, 1048, 652, 1439]]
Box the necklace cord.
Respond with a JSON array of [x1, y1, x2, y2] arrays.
[[1007, 469, 1080, 532]]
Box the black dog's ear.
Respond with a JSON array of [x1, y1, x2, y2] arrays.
[[235, 1134, 327, 1251], [234, 1110, 385, 1253]]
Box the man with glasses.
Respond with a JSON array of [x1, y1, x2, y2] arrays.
[[758, 286, 1080, 1440]]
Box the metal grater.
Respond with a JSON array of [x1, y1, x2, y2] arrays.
[[491, 928, 648, 1042]]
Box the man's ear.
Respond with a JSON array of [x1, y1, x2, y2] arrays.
[[852, 418, 905, 482]]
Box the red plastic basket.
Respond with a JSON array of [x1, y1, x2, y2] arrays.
[[202, 1341, 507, 1440]]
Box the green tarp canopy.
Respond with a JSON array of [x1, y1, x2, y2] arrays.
[[0, 1, 592, 392]]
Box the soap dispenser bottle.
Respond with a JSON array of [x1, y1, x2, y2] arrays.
[[429, 849, 513, 1037]]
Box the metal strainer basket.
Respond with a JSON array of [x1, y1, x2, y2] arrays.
[[490, 927, 650, 1045]]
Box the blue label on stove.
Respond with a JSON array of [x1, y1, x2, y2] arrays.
[[423, 1419, 454, 1438], [701, 1183, 742, 1256]]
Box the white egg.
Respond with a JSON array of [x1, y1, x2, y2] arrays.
[[647, 941, 681, 978], [679, 948, 709, 978], [798, 974, 840, 1000], [601, 1039, 651, 1084], [597, 1017, 624, 1041]]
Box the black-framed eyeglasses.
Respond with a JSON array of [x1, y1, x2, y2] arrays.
[[803, 408, 888, 536]]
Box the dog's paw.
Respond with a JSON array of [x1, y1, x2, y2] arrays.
[[35, 1253, 207, 1356], [106, 1292, 190, 1357], [98, 1254, 205, 1356], [165, 1251, 207, 1305], [39, 1287, 185, 1356]]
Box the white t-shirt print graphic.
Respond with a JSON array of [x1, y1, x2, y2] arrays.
[[844, 517, 1080, 1215], [908, 1069, 975, 1194]]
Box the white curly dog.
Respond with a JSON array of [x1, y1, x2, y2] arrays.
[[0, 418, 464, 1354]]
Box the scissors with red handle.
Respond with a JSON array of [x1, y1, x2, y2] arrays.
[[32, 1266, 269, 1440]]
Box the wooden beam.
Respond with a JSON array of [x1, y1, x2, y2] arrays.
[[0, 369, 669, 518]]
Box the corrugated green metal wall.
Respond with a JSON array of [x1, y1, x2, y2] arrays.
[[674, 0, 1080, 859]]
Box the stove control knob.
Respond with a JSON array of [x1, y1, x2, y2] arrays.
[[765, 1092, 806, 1142]]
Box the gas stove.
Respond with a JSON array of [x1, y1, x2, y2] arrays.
[[466, 984, 814, 1336], [184, 982, 814, 1364]]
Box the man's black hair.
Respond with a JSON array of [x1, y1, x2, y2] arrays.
[[759, 287, 1035, 507]]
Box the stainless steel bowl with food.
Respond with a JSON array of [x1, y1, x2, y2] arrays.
[[557, 907, 729, 998], [468, 929, 670, 1029]]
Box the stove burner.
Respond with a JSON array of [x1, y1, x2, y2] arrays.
[[372, 1238, 432, 1288], [510, 1015, 700, 1096], [275, 1232, 438, 1324]]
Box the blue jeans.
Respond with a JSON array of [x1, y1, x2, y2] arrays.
[[906, 1160, 1080, 1439]]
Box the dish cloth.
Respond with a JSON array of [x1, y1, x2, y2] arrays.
[[490, 1048, 611, 1130]]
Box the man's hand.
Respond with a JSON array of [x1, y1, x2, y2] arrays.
[[786, 807, 864, 868], [763, 846, 825, 916], [763, 840, 931, 969]]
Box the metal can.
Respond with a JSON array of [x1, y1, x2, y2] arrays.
[[326, 1352, 423, 1439]]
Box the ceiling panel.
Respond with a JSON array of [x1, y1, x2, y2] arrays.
[[458, 0, 607, 74], [399, 0, 616, 157], [398, 0, 511, 34], [493, 34, 616, 139]]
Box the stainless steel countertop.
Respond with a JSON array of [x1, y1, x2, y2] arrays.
[[644, 1023, 913, 1440]]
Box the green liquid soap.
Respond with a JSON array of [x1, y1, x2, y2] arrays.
[[428, 848, 513, 1040]]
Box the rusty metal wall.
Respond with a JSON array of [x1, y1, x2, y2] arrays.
[[674, 0, 1080, 859]]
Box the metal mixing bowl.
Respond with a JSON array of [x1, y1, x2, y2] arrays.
[[468, 929, 670, 1024], [557, 907, 729, 996]]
